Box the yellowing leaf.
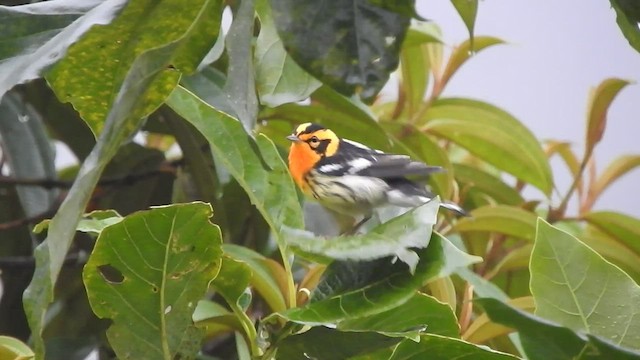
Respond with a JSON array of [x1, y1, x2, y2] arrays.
[[584, 78, 630, 158], [423, 98, 553, 195], [455, 205, 537, 241], [592, 154, 640, 199]]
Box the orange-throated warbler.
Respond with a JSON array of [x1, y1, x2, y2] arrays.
[[287, 123, 467, 231]]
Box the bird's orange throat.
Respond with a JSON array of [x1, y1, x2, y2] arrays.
[[288, 142, 321, 194]]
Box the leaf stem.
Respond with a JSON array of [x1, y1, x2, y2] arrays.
[[550, 152, 591, 222]]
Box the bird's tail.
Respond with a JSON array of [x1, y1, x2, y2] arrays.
[[440, 201, 470, 217]]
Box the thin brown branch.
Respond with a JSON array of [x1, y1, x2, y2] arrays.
[[0, 252, 86, 269], [0, 207, 57, 230], [0, 160, 180, 190]]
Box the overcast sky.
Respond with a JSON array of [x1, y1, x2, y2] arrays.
[[409, 0, 640, 216]]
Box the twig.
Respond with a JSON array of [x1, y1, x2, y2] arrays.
[[0, 161, 179, 189], [0, 252, 86, 269], [0, 207, 57, 230]]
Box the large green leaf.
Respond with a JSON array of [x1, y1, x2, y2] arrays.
[[478, 298, 640, 360], [223, 0, 258, 130], [0, 0, 125, 100], [453, 163, 525, 206], [83, 203, 222, 359], [278, 233, 480, 325], [47, 0, 221, 135], [22, 4, 213, 356], [166, 85, 303, 307], [354, 334, 519, 360], [422, 98, 553, 195], [166, 86, 303, 231], [583, 211, 640, 255], [455, 205, 537, 242], [530, 219, 640, 350], [338, 293, 459, 337], [584, 78, 630, 159], [610, 0, 640, 53], [0, 91, 57, 218], [255, 0, 320, 107], [269, 0, 412, 99], [283, 200, 439, 272], [276, 326, 401, 359]]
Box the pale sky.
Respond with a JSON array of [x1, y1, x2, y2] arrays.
[[411, 0, 640, 216]]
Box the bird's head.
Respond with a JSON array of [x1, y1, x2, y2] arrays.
[[287, 122, 339, 158]]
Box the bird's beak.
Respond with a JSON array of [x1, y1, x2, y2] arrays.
[[286, 134, 300, 142]]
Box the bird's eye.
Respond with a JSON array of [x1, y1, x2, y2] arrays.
[[309, 136, 319, 144]]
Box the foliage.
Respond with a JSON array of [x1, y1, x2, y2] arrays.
[[0, 0, 639, 359]]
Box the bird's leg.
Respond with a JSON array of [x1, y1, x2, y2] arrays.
[[342, 214, 372, 235]]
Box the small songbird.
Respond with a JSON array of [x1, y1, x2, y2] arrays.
[[287, 122, 467, 231]]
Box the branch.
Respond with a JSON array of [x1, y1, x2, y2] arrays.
[[0, 160, 180, 189], [0, 252, 86, 270], [0, 207, 57, 230]]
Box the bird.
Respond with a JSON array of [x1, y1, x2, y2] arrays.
[[286, 122, 467, 232]]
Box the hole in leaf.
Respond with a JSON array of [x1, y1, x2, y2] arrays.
[[98, 264, 124, 284], [152, 286, 159, 293]]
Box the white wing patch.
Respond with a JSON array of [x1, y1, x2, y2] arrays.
[[347, 158, 373, 174], [343, 138, 385, 154], [317, 163, 344, 173]]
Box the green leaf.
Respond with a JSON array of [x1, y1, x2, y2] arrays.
[[531, 219, 640, 350], [166, 85, 303, 307], [455, 205, 537, 241], [23, 6, 207, 355], [47, 0, 221, 136], [0, 0, 125, 99], [403, 22, 444, 47], [223, 244, 288, 313], [0, 91, 58, 218], [453, 163, 525, 206], [338, 293, 460, 338], [580, 225, 640, 283], [584, 78, 630, 158], [283, 200, 439, 272], [270, 0, 412, 99], [166, 86, 303, 232], [255, 0, 321, 107], [276, 326, 402, 359], [450, 0, 478, 46], [592, 155, 640, 199], [440, 37, 504, 92], [423, 98, 553, 195], [193, 300, 243, 339], [224, 0, 258, 130], [83, 203, 223, 360], [478, 298, 640, 360], [0, 335, 34, 359], [583, 211, 640, 257], [33, 209, 123, 235], [279, 233, 480, 325], [610, 0, 640, 53], [386, 334, 519, 360]]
